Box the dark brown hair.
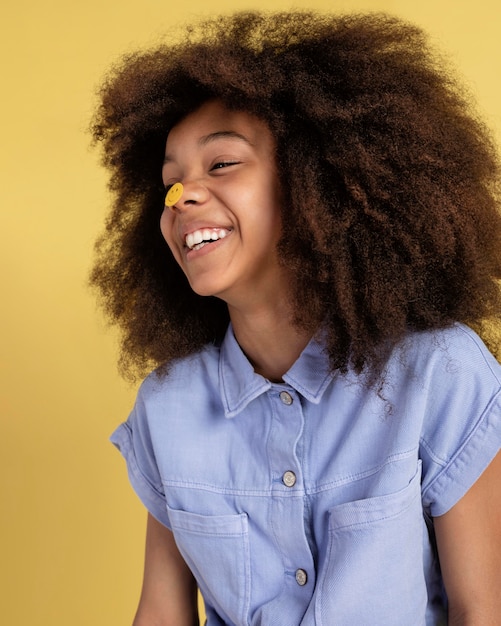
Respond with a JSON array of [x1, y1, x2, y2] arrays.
[[90, 11, 501, 379]]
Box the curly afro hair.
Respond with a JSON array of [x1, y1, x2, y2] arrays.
[[90, 10, 501, 380]]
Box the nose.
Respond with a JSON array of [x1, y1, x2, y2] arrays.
[[164, 179, 210, 211]]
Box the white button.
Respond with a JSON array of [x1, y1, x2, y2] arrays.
[[282, 471, 297, 487], [279, 391, 293, 405], [295, 569, 308, 586]]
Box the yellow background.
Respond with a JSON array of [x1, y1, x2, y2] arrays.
[[1, 0, 500, 624]]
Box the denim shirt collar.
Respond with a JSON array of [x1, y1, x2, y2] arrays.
[[219, 324, 333, 418]]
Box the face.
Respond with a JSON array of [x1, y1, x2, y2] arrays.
[[160, 100, 285, 309]]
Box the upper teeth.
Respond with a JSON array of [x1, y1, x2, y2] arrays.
[[185, 228, 229, 250]]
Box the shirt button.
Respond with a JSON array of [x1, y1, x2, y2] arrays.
[[282, 471, 297, 487], [279, 391, 293, 405], [295, 569, 308, 586]]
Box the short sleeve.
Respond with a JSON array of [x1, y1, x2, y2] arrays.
[[110, 386, 171, 528], [419, 326, 501, 517]]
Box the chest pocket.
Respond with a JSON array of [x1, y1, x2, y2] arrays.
[[167, 506, 250, 626], [316, 463, 427, 625]]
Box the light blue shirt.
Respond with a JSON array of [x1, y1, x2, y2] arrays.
[[111, 324, 501, 625]]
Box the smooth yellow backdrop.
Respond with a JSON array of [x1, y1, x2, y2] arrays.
[[1, 1, 499, 624]]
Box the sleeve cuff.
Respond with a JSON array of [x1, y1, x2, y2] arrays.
[[423, 391, 501, 517], [110, 422, 171, 529]]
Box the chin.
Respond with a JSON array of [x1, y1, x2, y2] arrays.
[[188, 280, 225, 299]]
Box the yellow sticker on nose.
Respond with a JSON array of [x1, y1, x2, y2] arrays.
[[165, 182, 184, 207]]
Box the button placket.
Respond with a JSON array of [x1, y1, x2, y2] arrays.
[[267, 386, 314, 595], [279, 391, 297, 490]]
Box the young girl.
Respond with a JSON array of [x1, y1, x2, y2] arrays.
[[91, 12, 501, 625]]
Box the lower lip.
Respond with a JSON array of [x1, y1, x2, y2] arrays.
[[185, 232, 231, 260]]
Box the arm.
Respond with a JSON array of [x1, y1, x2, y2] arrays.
[[434, 450, 501, 625], [133, 513, 199, 626]]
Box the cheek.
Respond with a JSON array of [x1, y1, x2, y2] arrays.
[[263, 193, 283, 241]]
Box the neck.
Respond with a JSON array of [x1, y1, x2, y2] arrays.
[[228, 301, 316, 382]]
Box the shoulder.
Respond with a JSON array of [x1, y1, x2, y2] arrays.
[[395, 324, 501, 441], [395, 323, 501, 386], [402, 325, 501, 515], [138, 342, 222, 403]]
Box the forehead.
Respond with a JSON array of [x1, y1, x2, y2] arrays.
[[165, 101, 274, 153]]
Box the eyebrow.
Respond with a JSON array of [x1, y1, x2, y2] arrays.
[[199, 130, 253, 146], [163, 130, 253, 164]]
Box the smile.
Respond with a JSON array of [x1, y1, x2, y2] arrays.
[[185, 228, 231, 251]]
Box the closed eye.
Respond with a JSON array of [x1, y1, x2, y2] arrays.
[[210, 161, 240, 171]]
